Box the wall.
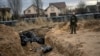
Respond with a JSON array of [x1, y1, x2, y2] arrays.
[[24, 6, 43, 15], [45, 5, 61, 17], [0, 10, 12, 21], [24, 6, 37, 14]]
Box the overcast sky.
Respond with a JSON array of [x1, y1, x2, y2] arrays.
[[22, 0, 97, 10], [0, 0, 98, 12]]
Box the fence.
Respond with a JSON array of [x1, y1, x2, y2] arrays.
[[0, 20, 18, 26], [23, 16, 70, 23], [23, 14, 96, 23]]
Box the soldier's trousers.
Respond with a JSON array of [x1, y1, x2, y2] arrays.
[[70, 25, 76, 34]]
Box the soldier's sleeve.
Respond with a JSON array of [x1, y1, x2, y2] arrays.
[[70, 16, 72, 22], [75, 16, 78, 23]]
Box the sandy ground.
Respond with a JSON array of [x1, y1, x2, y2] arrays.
[[14, 20, 100, 56], [0, 19, 100, 56], [45, 28, 100, 56], [0, 24, 25, 56]]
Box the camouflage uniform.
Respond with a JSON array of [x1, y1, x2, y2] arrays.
[[70, 15, 78, 34]]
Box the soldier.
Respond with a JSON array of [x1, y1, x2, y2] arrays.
[[70, 13, 78, 34]]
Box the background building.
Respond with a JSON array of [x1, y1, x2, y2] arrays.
[[24, 4, 44, 18], [0, 8, 12, 21], [45, 2, 67, 17]]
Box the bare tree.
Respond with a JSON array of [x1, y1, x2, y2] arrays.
[[0, 0, 6, 20], [7, 0, 22, 20], [76, 1, 86, 14], [0, 0, 4, 7], [32, 0, 43, 17], [0, 1, 2, 7], [77, 1, 85, 9]]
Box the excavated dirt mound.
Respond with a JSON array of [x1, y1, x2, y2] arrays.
[[53, 20, 100, 32], [45, 19, 100, 56], [45, 27, 85, 56], [84, 20, 100, 29], [0, 24, 25, 56], [14, 21, 34, 31], [83, 20, 100, 32], [1, 19, 99, 56]]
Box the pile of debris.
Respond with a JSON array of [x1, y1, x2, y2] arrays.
[[0, 24, 53, 56], [19, 31, 53, 56]]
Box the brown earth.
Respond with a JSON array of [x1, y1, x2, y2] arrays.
[[45, 19, 100, 56], [0, 19, 100, 56], [0, 24, 25, 56]]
